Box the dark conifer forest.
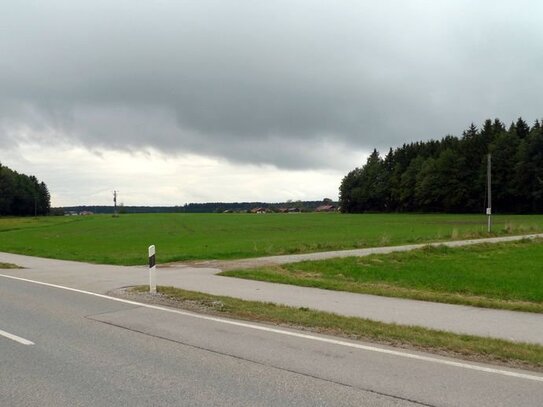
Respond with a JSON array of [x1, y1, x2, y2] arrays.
[[0, 164, 50, 216], [339, 118, 543, 213]]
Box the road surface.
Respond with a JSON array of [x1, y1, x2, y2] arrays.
[[1, 250, 543, 345], [1, 274, 542, 406]]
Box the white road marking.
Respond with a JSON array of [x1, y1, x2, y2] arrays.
[[1, 273, 542, 383], [0, 328, 34, 345]]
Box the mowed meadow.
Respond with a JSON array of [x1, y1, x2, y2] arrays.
[[0, 213, 542, 265]]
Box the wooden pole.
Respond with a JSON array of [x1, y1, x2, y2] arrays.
[[487, 154, 492, 233]]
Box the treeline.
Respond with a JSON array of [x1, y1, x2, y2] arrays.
[[0, 164, 51, 216], [339, 118, 543, 213], [61, 200, 335, 214], [60, 205, 185, 214], [61, 202, 337, 215], [182, 200, 332, 213]]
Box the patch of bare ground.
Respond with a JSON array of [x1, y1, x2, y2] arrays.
[[0, 262, 22, 269]]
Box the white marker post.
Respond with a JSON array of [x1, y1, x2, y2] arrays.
[[148, 245, 156, 293]]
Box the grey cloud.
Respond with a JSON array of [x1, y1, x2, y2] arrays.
[[1, 0, 542, 169]]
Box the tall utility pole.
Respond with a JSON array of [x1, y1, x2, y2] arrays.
[[113, 190, 118, 217], [487, 154, 492, 233]]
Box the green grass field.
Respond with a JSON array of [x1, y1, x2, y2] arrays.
[[222, 239, 543, 312], [0, 213, 542, 265]]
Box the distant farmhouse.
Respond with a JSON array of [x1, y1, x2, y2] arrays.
[[315, 204, 337, 212], [250, 207, 270, 214], [287, 207, 301, 213], [65, 210, 94, 216]]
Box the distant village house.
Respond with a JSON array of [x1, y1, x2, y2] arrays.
[[315, 205, 336, 212], [250, 207, 269, 214]]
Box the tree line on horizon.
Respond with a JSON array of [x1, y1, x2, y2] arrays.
[[339, 118, 543, 214], [60, 199, 338, 214], [0, 163, 51, 216]]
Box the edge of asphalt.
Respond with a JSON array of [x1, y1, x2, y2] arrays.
[[0, 232, 542, 345]]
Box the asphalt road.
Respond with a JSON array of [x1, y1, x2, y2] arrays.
[[2, 250, 543, 345], [1, 275, 542, 406]]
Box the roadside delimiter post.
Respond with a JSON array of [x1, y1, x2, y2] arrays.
[[148, 245, 156, 293]]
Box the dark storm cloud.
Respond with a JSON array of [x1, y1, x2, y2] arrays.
[[1, 1, 542, 169]]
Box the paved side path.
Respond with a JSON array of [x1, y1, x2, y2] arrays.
[[1, 233, 542, 345], [184, 233, 543, 269]]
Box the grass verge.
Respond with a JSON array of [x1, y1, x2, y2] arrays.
[[221, 239, 543, 313], [127, 285, 543, 372]]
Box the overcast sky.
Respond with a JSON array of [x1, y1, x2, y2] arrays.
[[1, 1, 542, 206]]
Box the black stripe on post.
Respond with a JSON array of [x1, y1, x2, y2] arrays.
[[149, 254, 156, 268]]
